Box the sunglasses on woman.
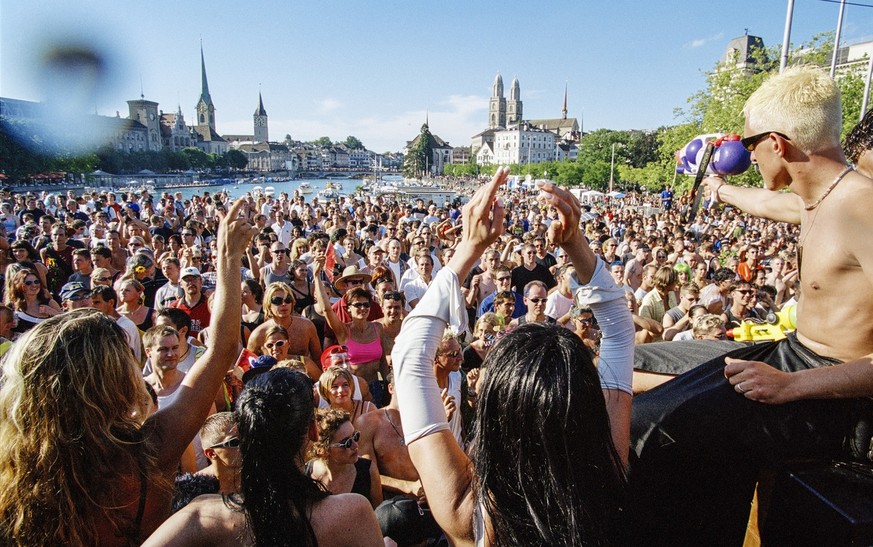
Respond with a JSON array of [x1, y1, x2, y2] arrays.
[[271, 295, 294, 306], [264, 340, 287, 350], [349, 301, 371, 309], [24, 279, 40, 286], [208, 437, 240, 449], [330, 431, 361, 449]]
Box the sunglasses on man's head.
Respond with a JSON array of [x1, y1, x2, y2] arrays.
[[330, 431, 361, 449], [383, 291, 404, 301], [208, 437, 240, 449], [271, 295, 294, 306]]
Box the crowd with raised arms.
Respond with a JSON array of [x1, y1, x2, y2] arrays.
[[0, 70, 871, 545]]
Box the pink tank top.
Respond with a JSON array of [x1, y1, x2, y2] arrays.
[[345, 325, 383, 364]]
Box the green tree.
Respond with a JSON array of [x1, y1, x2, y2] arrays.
[[402, 123, 433, 179], [343, 136, 364, 150], [180, 147, 213, 170], [224, 149, 248, 170], [312, 136, 332, 147]]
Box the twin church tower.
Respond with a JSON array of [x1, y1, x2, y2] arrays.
[[488, 73, 523, 130]]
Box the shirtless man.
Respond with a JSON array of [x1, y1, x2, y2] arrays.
[[247, 283, 321, 365], [356, 374, 442, 545], [464, 249, 499, 311], [629, 67, 873, 545], [623, 243, 650, 291]]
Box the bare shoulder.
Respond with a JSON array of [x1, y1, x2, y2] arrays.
[[837, 173, 873, 221], [356, 407, 383, 431], [310, 493, 383, 547], [142, 495, 248, 546]]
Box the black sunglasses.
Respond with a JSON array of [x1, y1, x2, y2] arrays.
[[373, 277, 393, 286], [383, 291, 404, 301], [208, 437, 240, 449], [271, 295, 294, 306], [349, 301, 371, 309], [330, 431, 361, 449], [272, 249, 291, 255], [527, 297, 548, 304], [740, 131, 790, 152]]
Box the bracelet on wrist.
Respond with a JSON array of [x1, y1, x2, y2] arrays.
[[715, 181, 726, 203]]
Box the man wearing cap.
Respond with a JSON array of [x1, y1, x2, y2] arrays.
[[170, 267, 211, 337], [59, 282, 92, 311]]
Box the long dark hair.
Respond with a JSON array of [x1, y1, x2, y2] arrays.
[[235, 368, 329, 546], [472, 323, 626, 546]]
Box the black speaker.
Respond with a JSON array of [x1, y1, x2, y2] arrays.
[[762, 461, 873, 546]]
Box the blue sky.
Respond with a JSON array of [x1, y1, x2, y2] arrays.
[[2, 0, 872, 153]]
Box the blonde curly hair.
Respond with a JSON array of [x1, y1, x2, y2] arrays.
[[0, 309, 163, 545]]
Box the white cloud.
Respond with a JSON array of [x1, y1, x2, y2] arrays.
[[317, 98, 343, 113], [687, 32, 724, 49]]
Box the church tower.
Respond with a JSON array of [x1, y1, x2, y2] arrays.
[[507, 76, 522, 126], [253, 91, 268, 143], [195, 45, 216, 132], [488, 72, 507, 129], [127, 96, 162, 152]]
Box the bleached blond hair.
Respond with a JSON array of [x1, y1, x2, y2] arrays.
[[743, 65, 842, 154]]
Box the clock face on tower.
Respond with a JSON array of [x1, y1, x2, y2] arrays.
[[149, 113, 155, 121], [255, 117, 264, 127]]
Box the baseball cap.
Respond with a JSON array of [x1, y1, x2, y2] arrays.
[[180, 266, 201, 279], [60, 282, 90, 301]]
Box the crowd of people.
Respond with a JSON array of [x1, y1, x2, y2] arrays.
[[0, 66, 871, 545]]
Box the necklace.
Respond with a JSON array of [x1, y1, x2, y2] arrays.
[[804, 165, 853, 211], [384, 408, 405, 446]]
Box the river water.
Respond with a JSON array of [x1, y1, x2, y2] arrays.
[[172, 175, 403, 201]]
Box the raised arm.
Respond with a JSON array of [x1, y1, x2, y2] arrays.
[[149, 198, 257, 472], [394, 167, 509, 544], [538, 180, 634, 466], [311, 256, 348, 345], [704, 175, 802, 225]]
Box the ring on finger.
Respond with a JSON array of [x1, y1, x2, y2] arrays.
[[735, 383, 747, 394]]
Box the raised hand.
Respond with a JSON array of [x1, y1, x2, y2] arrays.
[[458, 167, 509, 251], [217, 198, 258, 258]]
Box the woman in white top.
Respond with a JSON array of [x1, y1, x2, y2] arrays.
[[392, 169, 632, 546]]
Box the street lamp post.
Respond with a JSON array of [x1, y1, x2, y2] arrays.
[[609, 143, 623, 193]]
